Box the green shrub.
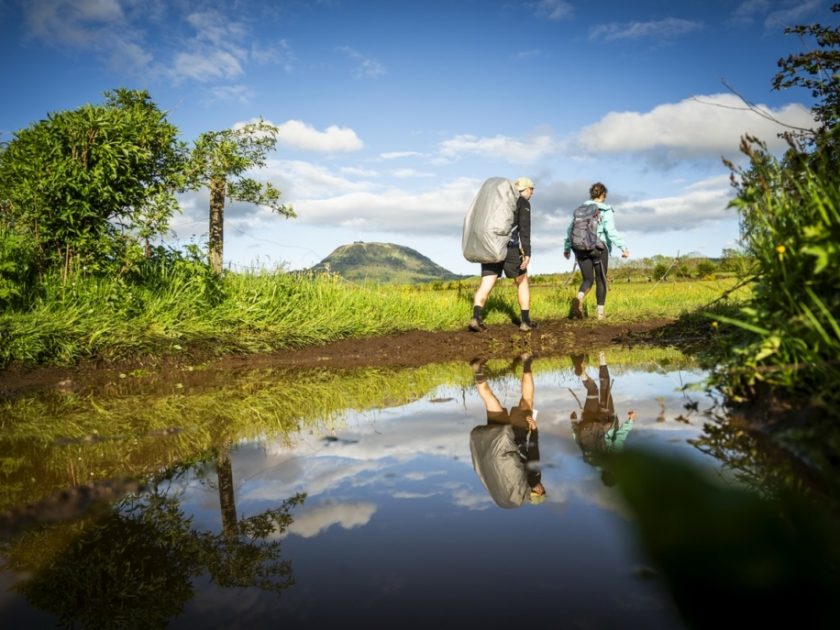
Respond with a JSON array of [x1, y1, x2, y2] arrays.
[[0, 228, 38, 310], [713, 142, 840, 410]]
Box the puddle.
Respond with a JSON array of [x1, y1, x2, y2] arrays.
[[0, 348, 818, 627]]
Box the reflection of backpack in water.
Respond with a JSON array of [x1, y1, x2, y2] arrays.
[[573, 416, 634, 466], [570, 203, 604, 253], [469, 424, 529, 509], [462, 177, 519, 263]]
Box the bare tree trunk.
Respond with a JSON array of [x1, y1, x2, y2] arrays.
[[209, 176, 226, 275], [217, 449, 238, 537]]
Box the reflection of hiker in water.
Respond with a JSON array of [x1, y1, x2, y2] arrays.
[[570, 352, 635, 485], [469, 353, 546, 508]]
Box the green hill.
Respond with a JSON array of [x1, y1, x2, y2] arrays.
[[309, 242, 464, 284]]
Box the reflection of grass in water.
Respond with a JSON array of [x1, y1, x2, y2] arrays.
[[0, 346, 695, 511]]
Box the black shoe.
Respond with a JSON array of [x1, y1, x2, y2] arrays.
[[571, 353, 585, 376], [469, 317, 486, 332]]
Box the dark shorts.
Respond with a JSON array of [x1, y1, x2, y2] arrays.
[[481, 246, 526, 278], [487, 405, 533, 429]]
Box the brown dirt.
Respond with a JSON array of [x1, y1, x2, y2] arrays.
[[0, 317, 678, 398]]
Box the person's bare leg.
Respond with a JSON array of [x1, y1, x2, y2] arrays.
[[473, 275, 498, 308], [515, 274, 530, 311], [477, 382, 504, 413], [470, 275, 498, 331], [471, 358, 504, 413], [519, 371, 534, 411]]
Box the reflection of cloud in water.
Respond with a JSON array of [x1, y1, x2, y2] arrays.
[[280, 500, 377, 539], [404, 470, 447, 481], [233, 367, 717, 520], [392, 491, 437, 499], [244, 459, 380, 503], [450, 484, 493, 511]]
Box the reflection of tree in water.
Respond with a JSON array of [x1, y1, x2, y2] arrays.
[[5, 450, 305, 629], [691, 416, 832, 502]]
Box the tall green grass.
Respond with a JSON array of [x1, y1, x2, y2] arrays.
[[0, 252, 745, 368], [711, 145, 840, 415]]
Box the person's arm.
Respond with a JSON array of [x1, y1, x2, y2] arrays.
[[518, 198, 531, 257], [563, 220, 572, 258], [600, 208, 629, 257], [525, 428, 542, 487]]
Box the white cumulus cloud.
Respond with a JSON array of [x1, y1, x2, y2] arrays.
[[292, 176, 479, 234], [380, 151, 423, 160], [438, 132, 557, 164], [576, 93, 815, 159], [274, 120, 363, 152], [615, 175, 735, 232], [263, 159, 374, 198]]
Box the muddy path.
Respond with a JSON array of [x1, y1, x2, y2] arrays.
[[0, 317, 684, 397]]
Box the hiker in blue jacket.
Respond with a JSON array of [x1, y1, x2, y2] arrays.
[[563, 182, 629, 320], [569, 352, 635, 486]]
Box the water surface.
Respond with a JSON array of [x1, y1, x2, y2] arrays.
[[0, 350, 738, 628]]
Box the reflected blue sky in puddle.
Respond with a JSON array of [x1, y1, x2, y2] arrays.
[[0, 355, 725, 628], [167, 358, 716, 627]]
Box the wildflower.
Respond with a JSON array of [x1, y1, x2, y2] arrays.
[[711, 321, 719, 330], [775, 244, 786, 256]]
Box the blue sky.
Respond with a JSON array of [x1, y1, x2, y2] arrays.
[[0, 0, 832, 275]]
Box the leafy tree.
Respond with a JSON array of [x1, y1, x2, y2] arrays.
[[696, 259, 717, 278], [714, 6, 840, 414], [0, 89, 187, 278], [652, 262, 669, 281], [186, 120, 295, 275], [773, 2, 840, 162]]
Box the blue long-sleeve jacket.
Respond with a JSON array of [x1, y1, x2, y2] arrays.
[[564, 200, 627, 255]]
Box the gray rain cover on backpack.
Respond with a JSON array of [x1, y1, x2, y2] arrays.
[[462, 177, 519, 263], [469, 424, 530, 509]]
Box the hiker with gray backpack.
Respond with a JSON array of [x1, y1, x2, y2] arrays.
[[468, 353, 546, 508], [563, 182, 629, 320], [462, 177, 536, 332]]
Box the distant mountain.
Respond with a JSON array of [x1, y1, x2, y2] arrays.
[[309, 242, 464, 284]]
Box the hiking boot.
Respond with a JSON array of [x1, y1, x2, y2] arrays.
[[519, 321, 536, 332], [469, 317, 486, 332], [571, 297, 583, 319]]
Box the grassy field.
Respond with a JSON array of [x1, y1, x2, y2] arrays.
[[0, 265, 747, 368]]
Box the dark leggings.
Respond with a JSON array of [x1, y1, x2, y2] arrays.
[[575, 248, 609, 305]]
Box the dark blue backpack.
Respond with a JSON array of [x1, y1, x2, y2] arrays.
[[570, 204, 604, 253]]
